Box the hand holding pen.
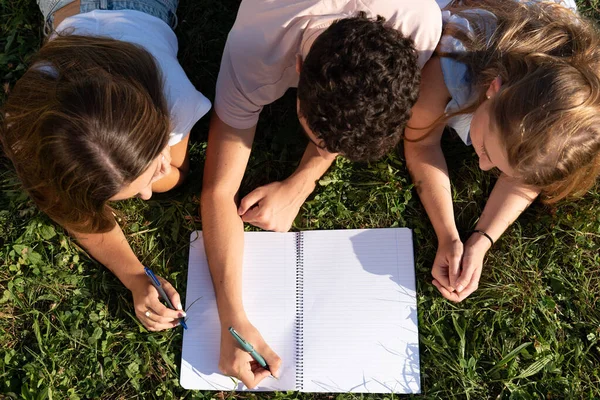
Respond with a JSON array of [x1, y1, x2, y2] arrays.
[[130, 267, 187, 331], [218, 322, 281, 388]]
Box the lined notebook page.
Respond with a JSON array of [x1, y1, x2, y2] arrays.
[[300, 228, 420, 393], [180, 231, 297, 391]]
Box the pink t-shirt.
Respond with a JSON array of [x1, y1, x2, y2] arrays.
[[215, 0, 443, 130]]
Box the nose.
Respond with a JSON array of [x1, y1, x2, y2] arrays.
[[138, 186, 153, 200]]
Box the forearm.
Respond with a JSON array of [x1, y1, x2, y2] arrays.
[[71, 223, 145, 290], [200, 190, 247, 324], [474, 174, 540, 242], [405, 140, 459, 242], [200, 115, 256, 325]]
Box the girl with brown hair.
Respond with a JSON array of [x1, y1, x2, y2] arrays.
[[405, 0, 600, 301], [1, 0, 211, 330]]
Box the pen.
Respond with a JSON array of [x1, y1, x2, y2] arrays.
[[228, 327, 270, 371], [144, 267, 188, 330]]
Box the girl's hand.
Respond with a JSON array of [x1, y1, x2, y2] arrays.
[[130, 273, 185, 331], [431, 237, 463, 293], [433, 234, 491, 302]]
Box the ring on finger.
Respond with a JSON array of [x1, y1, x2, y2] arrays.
[[145, 310, 151, 318]]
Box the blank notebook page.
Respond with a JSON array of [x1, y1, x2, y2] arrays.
[[300, 229, 420, 393], [180, 232, 297, 391]]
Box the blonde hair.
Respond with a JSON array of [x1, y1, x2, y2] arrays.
[[0, 35, 170, 233], [441, 0, 600, 202]]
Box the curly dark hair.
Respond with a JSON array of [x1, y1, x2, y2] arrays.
[[297, 12, 420, 162]]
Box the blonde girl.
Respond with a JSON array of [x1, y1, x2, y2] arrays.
[[405, 0, 600, 301]]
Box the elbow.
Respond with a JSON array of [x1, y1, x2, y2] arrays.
[[200, 185, 238, 209]]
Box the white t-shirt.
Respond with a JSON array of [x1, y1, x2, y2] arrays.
[[56, 10, 211, 146], [215, 0, 443, 130]]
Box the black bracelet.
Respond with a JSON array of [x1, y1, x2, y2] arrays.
[[472, 229, 494, 246]]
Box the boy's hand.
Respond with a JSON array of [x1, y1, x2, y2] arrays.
[[219, 319, 282, 389], [130, 274, 185, 331], [238, 180, 307, 232], [431, 237, 463, 293]]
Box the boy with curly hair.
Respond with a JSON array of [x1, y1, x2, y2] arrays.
[[201, 0, 442, 388]]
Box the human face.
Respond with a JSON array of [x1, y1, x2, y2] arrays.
[[109, 152, 167, 201], [469, 97, 515, 177]]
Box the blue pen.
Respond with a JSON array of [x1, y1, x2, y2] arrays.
[[228, 327, 269, 371], [144, 267, 188, 330]]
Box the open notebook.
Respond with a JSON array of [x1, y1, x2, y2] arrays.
[[180, 228, 420, 393]]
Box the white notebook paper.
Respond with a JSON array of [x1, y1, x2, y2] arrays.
[[180, 228, 420, 393]]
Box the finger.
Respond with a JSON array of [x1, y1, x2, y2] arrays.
[[448, 253, 462, 291], [145, 319, 181, 332], [137, 309, 179, 331], [238, 365, 257, 389], [455, 266, 483, 301], [261, 347, 282, 378], [455, 255, 479, 293], [158, 276, 184, 311], [144, 308, 176, 326], [238, 188, 264, 215], [240, 205, 261, 224], [431, 265, 451, 289], [149, 298, 185, 321], [239, 366, 271, 389], [432, 280, 461, 302], [249, 361, 272, 376]]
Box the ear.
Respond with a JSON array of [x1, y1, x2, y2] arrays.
[[295, 54, 303, 75], [486, 76, 502, 98]]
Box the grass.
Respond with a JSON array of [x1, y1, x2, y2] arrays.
[[1, 0, 600, 398]]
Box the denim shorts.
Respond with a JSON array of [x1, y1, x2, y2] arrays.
[[38, 0, 179, 33]]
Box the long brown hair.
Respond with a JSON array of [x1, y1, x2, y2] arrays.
[[0, 35, 170, 232], [440, 0, 600, 202]]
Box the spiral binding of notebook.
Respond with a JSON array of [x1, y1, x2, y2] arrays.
[[294, 231, 304, 390]]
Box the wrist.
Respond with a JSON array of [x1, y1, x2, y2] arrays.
[[218, 309, 249, 329], [466, 231, 493, 252], [120, 268, 147, 292], [215, 294, 248, 326], [285, 174, 316, 203], [437, 231, 461, 247]]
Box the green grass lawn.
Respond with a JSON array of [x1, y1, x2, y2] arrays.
[[1, 0, 599, 398]]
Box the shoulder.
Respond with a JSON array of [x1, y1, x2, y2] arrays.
[[405, 57, 449, 143], [366, 0, 442, 67], [411, 56, 451, 124]]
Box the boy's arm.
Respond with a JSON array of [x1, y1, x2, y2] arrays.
[[437, 175, 539, 302], [72, 224, 185, 331], [200, 113, 281, 388], [237, 142, 337, 232], [404, 56, 463, 290]]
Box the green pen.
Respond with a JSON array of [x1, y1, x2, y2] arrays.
[[228, 327, 270, 371]]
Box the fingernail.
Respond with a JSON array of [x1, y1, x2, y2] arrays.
[[179, 312, 187, 317], [177, 304, 183, 310], [448, 286, 455, 292], [456, 284, 464, 292]]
